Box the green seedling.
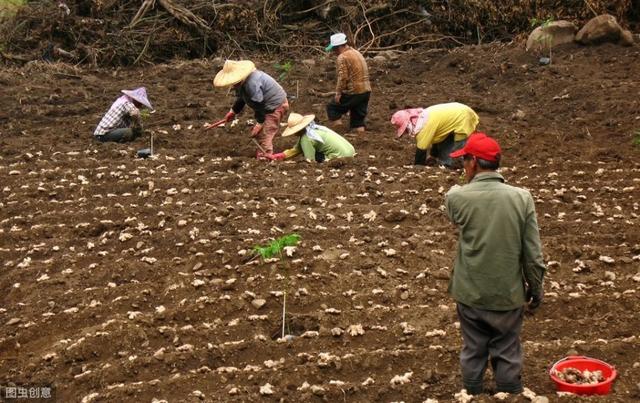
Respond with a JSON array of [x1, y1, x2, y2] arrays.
[[252, 233, 300, 259], [252, 233, 301, 339], [530, 17, 553, 28], [140, 109, 151, 120], [274, 61, 293, 81], [632, 129, 640, 147]]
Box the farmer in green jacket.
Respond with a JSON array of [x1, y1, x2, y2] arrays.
[[268, 113, 355, 162], [445, 132, 546, 395]]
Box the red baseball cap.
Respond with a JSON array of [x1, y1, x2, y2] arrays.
[[450, 132, 501, 162]]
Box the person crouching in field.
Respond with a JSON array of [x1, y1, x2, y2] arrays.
[[268, 113, 355, 163], [391, 102, 479, 168], [445, 133, 546, 395], [93, 87, 153, 143], [208, 60, 289, 160]]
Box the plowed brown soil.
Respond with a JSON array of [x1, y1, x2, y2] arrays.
[[1, 42, 639, 402]]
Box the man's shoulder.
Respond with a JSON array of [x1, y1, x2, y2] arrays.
[[500, 181, 532, 197], [340, 48, 364, 61], [448, 177, 529, 196]]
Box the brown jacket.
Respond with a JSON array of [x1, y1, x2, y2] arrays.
[[335, 47, 371, 95]]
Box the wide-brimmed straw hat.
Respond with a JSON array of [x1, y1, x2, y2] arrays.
[[213, 60, 256, 87], [121, 87, 153, 109], [282, 113, 315, 137]]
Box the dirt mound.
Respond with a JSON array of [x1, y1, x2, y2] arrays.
[[1, 41, 639, 401], [1, 0, 637, 66]]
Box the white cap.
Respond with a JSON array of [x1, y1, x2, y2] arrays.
[[326, 33, 347, 51]]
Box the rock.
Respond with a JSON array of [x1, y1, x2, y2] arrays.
[[539, 57, 551, 65], [575, 14, 624, 45], [620, 29, 635, 46], [153, 348, 166, 360], [526, 20, 577, 51], [384, 210, 407, 223], [310, 385, 326, 396], [532, 397, 549, 403], [372, 55, 387, 63], [511, 109, 526, 120], [251, 299, 266, 309], [7, 318, 21, 325], [259, 383, 274, 395]]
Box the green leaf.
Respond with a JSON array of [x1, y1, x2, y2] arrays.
[[252, 233, 301, 260], [632, 129, 640, 147]]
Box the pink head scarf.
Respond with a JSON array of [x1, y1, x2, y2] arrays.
[[390, 108, 423, 137]]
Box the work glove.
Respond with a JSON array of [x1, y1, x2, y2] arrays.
[[224, 110, 236, 122], [268, 152, 286, 161], [526, 287, 543, 313], [251, 123, 263, 137]]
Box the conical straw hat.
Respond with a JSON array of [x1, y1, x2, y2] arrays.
[[213, 60, 256, 87], [121, 87, 153, 109], [282, 113, 315, 137]]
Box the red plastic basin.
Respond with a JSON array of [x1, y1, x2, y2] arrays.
[[549, 356, 617, 395]]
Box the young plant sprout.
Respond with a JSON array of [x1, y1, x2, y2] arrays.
[[252, 233, 301, 339], [140, 109, 151, 120], [274, 61, 293, 81], [632, 129, 640, 147]]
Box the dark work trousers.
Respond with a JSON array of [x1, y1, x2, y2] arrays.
[[95, 127, 142, 143], [326, 91, 370, 129], [431, 132, 466, 168], [456, 303, 524, 395]]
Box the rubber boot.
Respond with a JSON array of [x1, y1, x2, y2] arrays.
[[496, 381, 523, 394], [463, 379, 483, 395]]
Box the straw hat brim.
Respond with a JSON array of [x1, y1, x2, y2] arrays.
[[282, 114, 315, 137], [213, 61, 256, 87]]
